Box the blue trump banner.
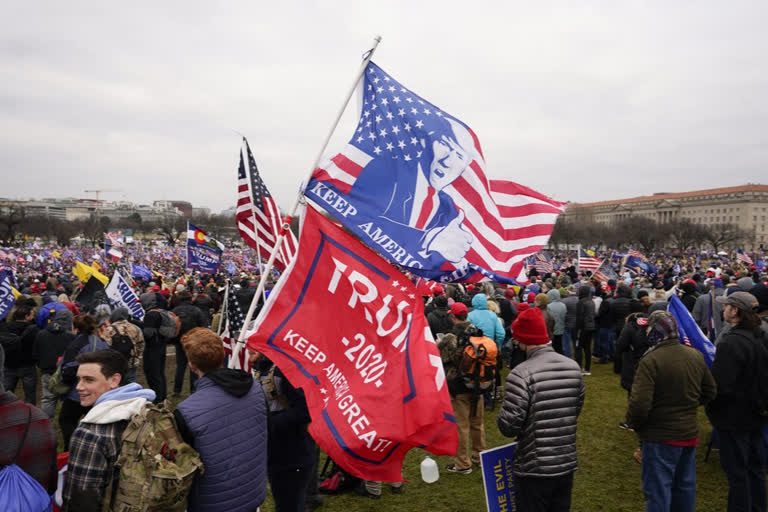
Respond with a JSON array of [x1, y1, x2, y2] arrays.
[[305, 62, 564, 285], [480, 442, 517, 512], [668, 294, 716, 367], [0, 270, 15, 321], [186, 222, 224, 275]]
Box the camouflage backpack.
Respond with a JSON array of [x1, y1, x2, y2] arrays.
[[104, 401, 203, 512]]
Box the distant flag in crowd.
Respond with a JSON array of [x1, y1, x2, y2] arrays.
[[105, 270, 145, 321], [577, 249, 601, 273], [227, 261, 237, 276], [627, 248, 646, 260], [533, 252, 555, 274], [305, 61, 565, 284], [131, 263, 154, 281], [0, 270, 15, 321], [73, 261, 109, 285], [236, 138, 297, 272], [736, 249, 753, 265], [668, 294, 715, 368], [221, 284, 249, 371], [186, 223, 224, 275], [592, 260, 618, 284]]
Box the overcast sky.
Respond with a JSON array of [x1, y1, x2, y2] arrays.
[[2, 2, 766, 213]]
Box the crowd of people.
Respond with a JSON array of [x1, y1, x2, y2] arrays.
[[1, 242, 768, 511]]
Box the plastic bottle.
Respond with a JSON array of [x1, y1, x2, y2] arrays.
[[420, 455, 439, 483]]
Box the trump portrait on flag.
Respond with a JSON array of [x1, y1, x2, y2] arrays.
[[307, 62, 565, 284]]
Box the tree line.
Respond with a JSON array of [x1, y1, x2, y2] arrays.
[[549, 215, 750, 253]]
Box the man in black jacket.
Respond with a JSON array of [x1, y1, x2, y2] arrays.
[[2, 305, 38, 404], [707, 291, 768, 512], [33, 309, 75, 417], [172, 291, 207, 395], [140, 292, 169, 403]]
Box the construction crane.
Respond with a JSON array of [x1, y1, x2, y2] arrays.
[[84, 189, 121, 203]]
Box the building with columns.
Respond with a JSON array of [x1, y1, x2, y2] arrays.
[[564, 184, 768, 249]]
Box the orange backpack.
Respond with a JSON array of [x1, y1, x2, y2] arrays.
[[458, 336, 498, 391]]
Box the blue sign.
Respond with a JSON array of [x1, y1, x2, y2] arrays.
[[0, 270, 15, 321], [480, 442, 517, 512]]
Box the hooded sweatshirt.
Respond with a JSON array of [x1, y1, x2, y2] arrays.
[[33, 309, 75, 373], [467, 293, 505, 347], [546, 289, 566, 336], [63, 384, 155, 512], [175, 368, 268, 512]]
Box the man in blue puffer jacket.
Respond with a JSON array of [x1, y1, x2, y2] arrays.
[[467, 293, 505, 348], [175, 328, 268, 512]]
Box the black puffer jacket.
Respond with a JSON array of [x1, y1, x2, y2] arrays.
[[4, 320, 38, 368], [610, 287, 640, 334], [615, 314, 650, 391], [497, 346, 585, 477], [33, 310, 75, 374], [575, 287, 595, 332]]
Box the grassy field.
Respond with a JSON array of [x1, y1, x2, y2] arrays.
[[15, 350, 730, 511]]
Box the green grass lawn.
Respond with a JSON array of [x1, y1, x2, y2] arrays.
[[287, 361, 729, 512], [17, 350, 729, 511]]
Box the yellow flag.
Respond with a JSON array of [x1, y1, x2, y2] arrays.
[[11, 286, 20, 300], [91, 268, 109, 286], [586, 249, 596, 256], [52, 250, 61, 258], [73, 261, 93, 282], [92, 260, 101, 271]]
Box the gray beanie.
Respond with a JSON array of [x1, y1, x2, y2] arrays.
[[737, 276, 755, 291], [110, 307, 131, 323]]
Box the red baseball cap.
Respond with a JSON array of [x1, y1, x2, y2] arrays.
[[450, 302, 468, 318]]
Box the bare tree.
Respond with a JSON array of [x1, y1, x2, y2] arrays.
[[156, 216, 186, 246], [621, 216, 667, 252], [667, 219, 707, 251], [704, 223, 747, 253], [0, 204, 25, 245]]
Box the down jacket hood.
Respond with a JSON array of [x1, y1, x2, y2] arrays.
[[471, 293, 488, 311], [546, 289, 561, 303]]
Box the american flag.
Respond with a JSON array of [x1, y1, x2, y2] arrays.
[[534, 252, 555, 274], [236, 138, 297, 271], [310, 62, 565, 284], [220, 284, 250, 371], [628, 249, 646, 260], [736, 250, 753, 265], [578, 249, 602, 273]]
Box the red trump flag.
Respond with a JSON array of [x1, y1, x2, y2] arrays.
[[245, 205, 457, 481]]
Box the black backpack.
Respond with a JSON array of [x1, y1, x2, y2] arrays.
[[174, 307, 198, 336], [110, 326, 135, 361]]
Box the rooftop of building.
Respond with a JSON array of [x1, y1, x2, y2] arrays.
[[567, 183, 768, 209]]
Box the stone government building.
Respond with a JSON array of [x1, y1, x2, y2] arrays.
[[563, 184, 768, 250]]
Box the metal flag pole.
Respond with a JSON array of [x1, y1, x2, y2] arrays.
[[237, 35, 383, 341]]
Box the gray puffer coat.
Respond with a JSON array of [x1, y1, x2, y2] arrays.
[[497, 346, 585, 477]]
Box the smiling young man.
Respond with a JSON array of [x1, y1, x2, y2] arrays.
[[62, 350, 155, 512]]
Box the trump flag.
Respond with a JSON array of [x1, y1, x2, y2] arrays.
[[305, 61, 565, 284], [245, 205, 457, 481], [186, 222, 224, 274]]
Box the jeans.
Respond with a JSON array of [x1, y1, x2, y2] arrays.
[[173, 341, 198, 394], [641, 442, 696, 512], [719, 429, 767, 512], [562, 327, 574, 358], [269, 466, 312, 512], [3, 365, 37, 404], [515, 472, 574, 512], [143, 338, 167, 403], [575, 330, 593, 372], [40, 372, 58, 418], [596, 327, 615, 362]]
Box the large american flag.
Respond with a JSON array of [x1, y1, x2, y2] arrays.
[[310, 62, 565, 284], [220, 284, 250, 371], [236, 138, 297, 271], [627, 249, 646, 260], [578, 249, 602, 273]]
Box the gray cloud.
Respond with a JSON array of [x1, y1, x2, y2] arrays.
[[2, 1, 766, 212]]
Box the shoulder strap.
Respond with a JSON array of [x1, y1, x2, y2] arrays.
[[12, 409, 33, 464], [89, 334, 97, 351]]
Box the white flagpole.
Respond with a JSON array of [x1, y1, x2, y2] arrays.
[[238, 35, 383, 341]]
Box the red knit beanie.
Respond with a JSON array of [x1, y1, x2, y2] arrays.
[[512, 308, 550, 346]]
